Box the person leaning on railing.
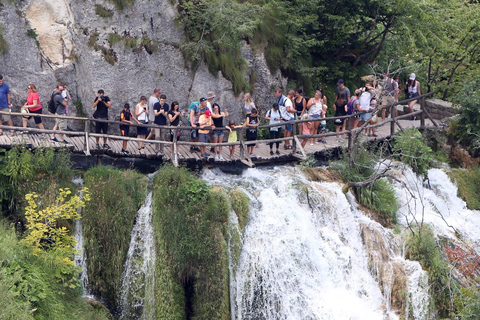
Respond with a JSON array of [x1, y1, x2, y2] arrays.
[[50, 84, 68, 143]]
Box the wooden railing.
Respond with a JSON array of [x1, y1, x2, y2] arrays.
[[0, 92, 436, 166]]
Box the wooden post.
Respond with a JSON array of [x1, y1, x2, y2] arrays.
[[292, 121, 297, 153], [239, 127, 245, 159], [173, 128, 178, 167], [420, 97, 426, 130], [390, 104, 396, 137], [84, 119, 91, 156]]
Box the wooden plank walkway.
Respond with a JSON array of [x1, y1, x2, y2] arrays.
[[0, 117, 435, 165]]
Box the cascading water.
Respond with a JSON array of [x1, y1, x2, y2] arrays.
[[73, 177, 90, 296], [204, 167, 418, 320], [118, 175, 156, 320]]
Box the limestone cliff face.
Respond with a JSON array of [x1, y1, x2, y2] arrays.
[[0, 0, 284, 129]]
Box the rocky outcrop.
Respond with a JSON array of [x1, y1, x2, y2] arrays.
[[425, 98, 459, 120], [0, 0, 284, 131]]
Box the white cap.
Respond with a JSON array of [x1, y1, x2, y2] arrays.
[[409, 73, 416, 81]]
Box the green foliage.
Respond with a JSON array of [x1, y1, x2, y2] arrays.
[[332, 147, 398, 226], [392, 127, 433, 176], [123, 36, 137, 49], [107, 33, 122, 46], [26, 28, 39, 46], [0, 222, 112, 320], [449, 168, 480, 210], [405, 225, 453, 317], [83, 166, 147, 311], [0, 146, 73, 225], [229, 188, 250, 231], [95, 5, 114, 18], [108, 0, 134, 10], [73, 100, 87, 117], [101, 46, 117, 65], [450, 75, 480, 150], [152, 165, 230, 320], [0, 24, 8, 54], [88, 31, 99, 47], [454, 286, 480, 320], [140, 36, 158, 54]]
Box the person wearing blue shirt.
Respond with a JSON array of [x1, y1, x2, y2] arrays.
[[0, 75, 14, 135]]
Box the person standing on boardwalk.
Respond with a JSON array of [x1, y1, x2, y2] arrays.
[[245, 108, 259, 157], [380, 73, 399, 121], [146, 87, 160, 140], [61, 83, 72, 115], [188, 97, 207, 152], [211, 103, 228, 160], [406, 73, 421, 119], [22, 83, 47, 137], [243, 93, 255, 117], [92, 89, 112, 149], [198, 109, 214, 158], [335, 79, 351, 105], [0, 75, 14, 135], [265, 103, 282, 155], [50, 84, 68, 143], [120, 103, 140, 155], [206, 91, 215, 112], [168, 101, 182, 156], [135, 96, 149, 150], [153, 94, 169, 154]]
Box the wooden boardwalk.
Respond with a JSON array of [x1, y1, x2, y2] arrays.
[[0, 93, 442, 167], [0, 117, 436, 165]]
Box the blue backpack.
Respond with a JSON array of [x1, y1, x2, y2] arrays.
[[347, 97, 357, 115]]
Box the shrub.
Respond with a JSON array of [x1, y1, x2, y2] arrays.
[[332, 147, 398, 226], [0, 222, 112, 320], [83, 166, 147, 312], [392, 127, 433, 176], [449, 168, 480, 210], [405, 225, 453, 317], [95, 5, 114, 18], [152, 165, 230, 320], [123, 37, 137, 49], [107, 33, 122, 46]]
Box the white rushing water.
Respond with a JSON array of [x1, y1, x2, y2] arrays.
[[204, 166, 417, 320], [72, 177, 91, 296], [119, 191, 156, 320]]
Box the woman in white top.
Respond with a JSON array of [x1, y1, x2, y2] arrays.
[[307, 90, 325, 145], [135, 96, 149, 150], [406, 73, 421, 118], [243, 93, 255, 116]]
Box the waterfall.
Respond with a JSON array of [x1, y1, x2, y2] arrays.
[[118, 189, 156, 320], [73, 177, 91, 296], [205, 167, 406, 319]]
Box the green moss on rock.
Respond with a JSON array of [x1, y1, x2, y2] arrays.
[[83, 166, 147, 311], [152, 165, 230, 320]]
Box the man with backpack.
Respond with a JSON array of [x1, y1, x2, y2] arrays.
[[380, 73, 399, 121], [50, 84, 68, 143]]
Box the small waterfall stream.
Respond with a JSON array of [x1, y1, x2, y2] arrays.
[[118, 175, 157, 320]]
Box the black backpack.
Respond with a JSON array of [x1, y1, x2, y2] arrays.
[[48, 91, 60, 114]]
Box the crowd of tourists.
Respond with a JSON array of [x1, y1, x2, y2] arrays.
[[0, 73, 421, 158]]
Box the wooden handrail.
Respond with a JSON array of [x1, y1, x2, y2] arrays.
[[0, 92, 439, 165]]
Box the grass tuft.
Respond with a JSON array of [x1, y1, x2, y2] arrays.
[[95, 5, 114, 18], [449, 168, 480, 210]]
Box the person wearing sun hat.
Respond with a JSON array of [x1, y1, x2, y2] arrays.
[[406, 73, 421, 119], [198, 108, 215, 158]]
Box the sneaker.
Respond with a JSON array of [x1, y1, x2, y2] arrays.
[[190, 147, 194, 152], [51, 137, 59, 142], [194, 147, 201, 152], [121, 148, 126, 153], [270, 150, 274, 155], [215, 155, 219, 160], [219, 155, 224, 160], [61, 140, 68, 144], [103, 144, 111, 149], [95, 143, 101, 149], [310, 143, 314, 146], [275, 150, 280, 155], [202, 153, 208, 158], [320, 140, 327, 144], [204, 152, 211, 157], [250, 153, 255, 157]]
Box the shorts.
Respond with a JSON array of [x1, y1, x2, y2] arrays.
[[0, 109, 11, 122], [285, 124, 293, 132], [95, 118, 108, 134], [55, 115, 67, 130], [360, 113, 371, 122], [120, 125, 129, 137], [199, 133, 209, 143], [27, 108, 43, 124], [212, 129, 224, 138], [190, 128, 198, 140], [246, 130, 257, 141], [137, 123, 148, 136], [381, 96, 395, 110], [410, 92, 419, 99], [310, 114, 321, 119]]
